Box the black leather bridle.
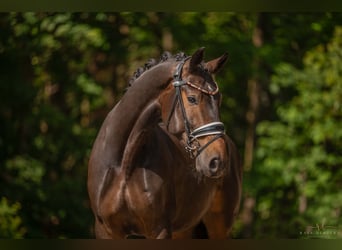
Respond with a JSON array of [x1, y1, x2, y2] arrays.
[[166, 58, 225, 159]]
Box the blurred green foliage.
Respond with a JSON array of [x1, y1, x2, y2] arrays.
[[0, 197, 26, 238], [252, 27, 342, 238], [0, 12, 341, 238]]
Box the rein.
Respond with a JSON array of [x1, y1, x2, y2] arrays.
[[166, 58, 225, 159]]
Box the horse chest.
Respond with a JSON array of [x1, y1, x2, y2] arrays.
[[123, 166, 218, 232], [171, 177, 218, 231]]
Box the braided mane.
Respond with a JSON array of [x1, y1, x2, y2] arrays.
[[127, 51, 188, 88]]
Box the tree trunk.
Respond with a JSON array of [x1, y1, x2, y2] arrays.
[[241, 13, 268, 237]]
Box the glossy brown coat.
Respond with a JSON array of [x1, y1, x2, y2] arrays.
[[87, 48, 242, 239]]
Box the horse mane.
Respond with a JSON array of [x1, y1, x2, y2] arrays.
[[127, 51, 189, 88]]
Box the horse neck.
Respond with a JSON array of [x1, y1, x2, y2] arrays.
[[105, 62, 174, 164]]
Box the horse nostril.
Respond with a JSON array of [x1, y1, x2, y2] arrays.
[[209, 157, 221, 173]]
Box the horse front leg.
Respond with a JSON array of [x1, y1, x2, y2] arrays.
[[202, 212, 229, 239], [172, 227, 194, 239], [94, 217, 126, 239]]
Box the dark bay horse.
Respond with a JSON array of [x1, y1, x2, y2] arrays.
[[87, 48, 242, 239]]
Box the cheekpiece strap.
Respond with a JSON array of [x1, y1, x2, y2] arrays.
[[173, 56, 191, 81]]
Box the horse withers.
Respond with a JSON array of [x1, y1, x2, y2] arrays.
[[87, 48, 242, 239]]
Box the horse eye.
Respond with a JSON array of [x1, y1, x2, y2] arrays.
[[187, 96, 197, 104]]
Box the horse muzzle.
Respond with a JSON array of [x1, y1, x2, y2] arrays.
[[195, 136, 227, 179]]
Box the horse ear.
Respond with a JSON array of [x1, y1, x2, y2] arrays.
[[205, 52, 229, 74], [189, 47, 205, 72]]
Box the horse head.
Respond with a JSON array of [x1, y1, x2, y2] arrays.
[[159, 47, 229, 178]]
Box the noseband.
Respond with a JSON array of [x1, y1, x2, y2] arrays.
[[166, 58, 225, 159]]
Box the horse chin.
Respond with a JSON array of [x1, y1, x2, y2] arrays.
[[202, 169, 224, 179]]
